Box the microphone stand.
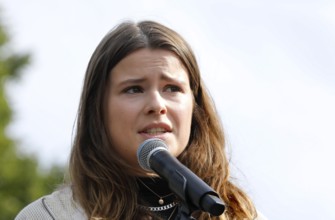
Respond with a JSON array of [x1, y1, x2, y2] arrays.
[[170, 171, 225, 219], [173, 174, 196, 220], [175, 201, 196, 220]]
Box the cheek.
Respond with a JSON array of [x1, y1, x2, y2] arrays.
[[108, 102, 137, 141], [108, 102, 130, 144], [184, 97, 194, 125], [108, 99, 135, 123], [174, 105, 193, 156], [107, 99, 141, 162], [177, 98, 194, 140]]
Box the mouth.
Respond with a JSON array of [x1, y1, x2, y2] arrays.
[[139, 123, 172, 136], [143, 127, 168, 135]]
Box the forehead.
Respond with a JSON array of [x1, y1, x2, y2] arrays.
[[110, 48, 189, 81], [117, 48, 184, 69]]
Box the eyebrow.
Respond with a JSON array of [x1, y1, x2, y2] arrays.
[[116, 78, 146, 87], [161, 73, 185, 84], [116, 72, 188, 87]]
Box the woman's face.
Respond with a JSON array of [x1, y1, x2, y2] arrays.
[[107, 48, 194, 175]]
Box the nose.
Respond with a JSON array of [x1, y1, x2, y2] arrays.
[[145, 91, 167, 115]]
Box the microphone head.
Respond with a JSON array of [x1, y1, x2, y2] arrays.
[[137, 138, 168, 171]]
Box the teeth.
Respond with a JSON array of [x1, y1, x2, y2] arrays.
[[145, 128, 167, 134]]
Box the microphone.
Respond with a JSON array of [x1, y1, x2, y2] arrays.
[[137, 138, 225, 216]]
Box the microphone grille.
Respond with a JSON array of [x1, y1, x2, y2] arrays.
[[137, 138, 168, 171]]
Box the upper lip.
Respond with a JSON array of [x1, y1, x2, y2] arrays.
[[139, 122, 172, 133]]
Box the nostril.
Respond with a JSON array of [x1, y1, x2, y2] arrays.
[[159, 108, 167, 114], [146, 107, 167, 115]]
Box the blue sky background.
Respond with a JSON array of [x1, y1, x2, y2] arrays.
[[2, 1, 335, 219]]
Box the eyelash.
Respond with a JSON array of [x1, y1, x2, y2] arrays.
[[165, 85, 182, 92], [123, 86, 143, 94], [122, 85, 182, 94]]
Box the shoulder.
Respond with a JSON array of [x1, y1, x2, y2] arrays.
[[15, 186, 87, 220]]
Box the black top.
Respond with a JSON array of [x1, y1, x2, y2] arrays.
[[137, 177, 178, 219]]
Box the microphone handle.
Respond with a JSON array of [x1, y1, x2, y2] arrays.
[[150, 150, 225, 216]]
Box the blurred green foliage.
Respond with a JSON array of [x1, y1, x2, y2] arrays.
[[0, 11, 65, 220]]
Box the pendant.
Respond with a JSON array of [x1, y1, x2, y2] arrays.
[[159, 198, 164, 205]]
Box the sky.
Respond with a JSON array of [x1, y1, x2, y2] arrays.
[[1, 0, 335, 219]]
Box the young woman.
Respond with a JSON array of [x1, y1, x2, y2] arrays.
[[16, 20, 266, 220]]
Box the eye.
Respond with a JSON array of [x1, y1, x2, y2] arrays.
[[165, 85, 182, 93], [123, 86, 143, 94]]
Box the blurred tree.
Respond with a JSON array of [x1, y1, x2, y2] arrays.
[[0, 12, 64, 220]]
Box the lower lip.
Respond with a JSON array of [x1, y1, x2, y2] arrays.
[[139, 132, 170, 140]]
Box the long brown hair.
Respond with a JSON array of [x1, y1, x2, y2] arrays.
[[69, 20, 257, 219]]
